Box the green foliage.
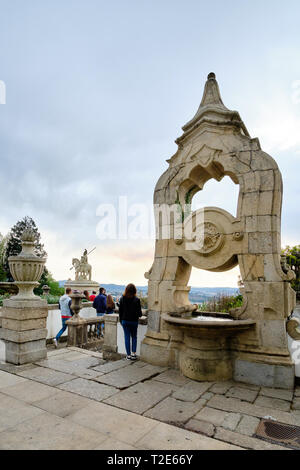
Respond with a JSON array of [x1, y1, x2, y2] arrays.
[[34, 268, 49, 296], [198, 293, 243, 313], [0, 293, 10, 306], [0, 233, 8, 281], [175, 188, 196, 224], [282, 245, 300, 294], [47, 279, 65, 296], [44, 295, 61, 305], [0, 264, 7, 282], [140, 295, 148, 309], [137, 291, 148, 309], [34, 270, 64, 297]]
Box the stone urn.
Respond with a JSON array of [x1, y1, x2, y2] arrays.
[[8, 229, 46, 300], [70, 290, 84, 319], [66, 291, 87, 347]]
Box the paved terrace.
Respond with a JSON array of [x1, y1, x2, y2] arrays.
[[0, 346, 299, 450]]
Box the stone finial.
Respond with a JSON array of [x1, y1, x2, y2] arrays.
[[199, 72, 226, 108], [21, 229, 36, 243], [180, 72, 250, 138], [18, 229, 38, 258], [42, 285, 50, 296]]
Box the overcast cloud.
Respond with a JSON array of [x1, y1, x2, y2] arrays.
[[0, 0, 299, 286]]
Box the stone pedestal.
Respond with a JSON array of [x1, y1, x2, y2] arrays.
[[1, 298, 48, 364], [64, 280, 99, 295], [66, 291, 87, 347], [180, 336, 233, 382], [102, 314, 121, 360], [1, 228, 48, 365]]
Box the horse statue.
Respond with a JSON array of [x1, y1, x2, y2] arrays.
[[72, 258, 92, 281]]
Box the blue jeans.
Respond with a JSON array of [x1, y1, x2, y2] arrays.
[[122, 320, 138, 356], [56, 317, 70, 341], [97, 312, 105, 335]]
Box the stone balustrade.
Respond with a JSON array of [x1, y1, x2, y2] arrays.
[[1, 301, 147, 338], [66, 315, 104, 349], [65, 308, 148, 354], [0, 300, 148, 359], [86, 318, 103, 343]]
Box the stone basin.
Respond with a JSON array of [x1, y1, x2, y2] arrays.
[[164, 312, 255, 337], [163, 313, 256, 382]]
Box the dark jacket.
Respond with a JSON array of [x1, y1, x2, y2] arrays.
[[93, 293, 107, 313], [119, 296, 142, 323]]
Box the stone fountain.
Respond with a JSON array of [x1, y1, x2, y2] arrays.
[[140, 73, 296, 389]]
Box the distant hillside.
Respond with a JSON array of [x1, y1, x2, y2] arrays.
[[188, 287, 239, 303], [58, 280, 239, 303], [58, 281, 147, 294]]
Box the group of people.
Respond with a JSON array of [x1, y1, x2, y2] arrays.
[[53, 283, 142, 361], [82, 289, 115, 311], [91, 287, 116, 337]]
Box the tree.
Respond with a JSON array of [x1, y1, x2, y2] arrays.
[[0, 233, 8, 282], [34, 269, 64, 297], [46, 276, 65, 296], [282, 245, 300, 295], [3, 216, 47, 282]]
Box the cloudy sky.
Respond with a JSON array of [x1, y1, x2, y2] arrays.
[[0, 0, 299, 287]]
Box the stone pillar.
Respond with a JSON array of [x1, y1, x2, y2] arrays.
[[1, 298, 48, 364], [66, 317, 87, 347], [1, 229, 48, 365], [102, 314, 121, 360], [66, 292, 87, 347]]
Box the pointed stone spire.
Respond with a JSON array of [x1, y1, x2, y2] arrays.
[[199, 72, 226, 108], [179, 73, 249, 139]]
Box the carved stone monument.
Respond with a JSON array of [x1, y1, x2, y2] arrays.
[[141, 73, 296, 389], [64, 249, 99, 295], [0, 229, 48, 364]]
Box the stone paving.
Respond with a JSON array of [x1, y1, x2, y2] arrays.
[[0, 345, 300, 450]]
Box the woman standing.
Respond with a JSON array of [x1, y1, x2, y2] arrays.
[[119, 283, 142, 360], [106, 294, 115, 313], [83, 290, 90, 301]]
